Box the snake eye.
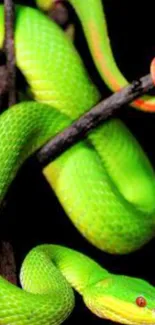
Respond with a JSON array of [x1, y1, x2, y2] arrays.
[[136, 296, 147, 307]]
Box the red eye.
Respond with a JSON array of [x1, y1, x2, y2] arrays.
[[136, 296, 147, 307]]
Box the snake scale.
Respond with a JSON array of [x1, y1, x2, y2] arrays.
[[0, 0, 155, 324]]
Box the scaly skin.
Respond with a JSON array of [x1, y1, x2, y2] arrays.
[[20, 244, 155, 325], [0, 2, 154, 324], [57, 0, 155, 112]]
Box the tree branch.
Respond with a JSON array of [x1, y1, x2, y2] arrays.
[[0, 241, 17, 285], [0, 0, 17, 288], [37, 74, 154, 167], [4, 0, 16, 106], [0, 65, 8, 95]]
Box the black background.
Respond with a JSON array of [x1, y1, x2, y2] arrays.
[[1, 1, 155, 324]]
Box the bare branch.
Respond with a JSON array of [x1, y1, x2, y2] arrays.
[[0, 0, 17, 287], [4, 0, 16, 106], [0, 241, 17, 285], [0, 65, 8, 95], [37, 74, 154, 167]]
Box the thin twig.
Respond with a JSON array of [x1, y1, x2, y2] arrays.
[[37, 74, 154, 167], [4, 0, 16, 106]]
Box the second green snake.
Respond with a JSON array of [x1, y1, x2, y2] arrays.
[[0, 0, 155, 324]]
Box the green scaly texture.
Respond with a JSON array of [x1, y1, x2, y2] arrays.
[[0, 2, 154, 324]]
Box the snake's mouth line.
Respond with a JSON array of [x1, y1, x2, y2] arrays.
[[85, 297, 155, 325], [96, 306, 155, 325]]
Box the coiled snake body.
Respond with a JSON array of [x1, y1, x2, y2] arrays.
[[0, 1, 155, 324]]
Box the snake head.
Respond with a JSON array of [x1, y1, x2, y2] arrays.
[[83, 275, 155, 324]]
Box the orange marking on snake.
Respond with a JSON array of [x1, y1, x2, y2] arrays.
[[89, 23, 155, 112], [89, 22, 121, 91]]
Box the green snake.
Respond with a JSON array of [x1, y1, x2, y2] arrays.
[[0, 0, 155, 324]]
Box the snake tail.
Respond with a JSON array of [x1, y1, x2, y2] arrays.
[[62, 0, 155, 112]]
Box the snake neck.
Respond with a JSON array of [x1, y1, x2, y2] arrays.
[[32, 245, 109, 294], [21, 245, 155, 325]]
